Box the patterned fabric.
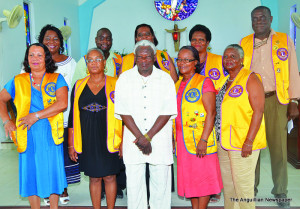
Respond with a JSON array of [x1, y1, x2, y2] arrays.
[[82, 102, 106, 112], [215, 79, 228, 141]]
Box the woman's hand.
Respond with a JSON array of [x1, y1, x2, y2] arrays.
[[68, 147, 78, 162], [241, 139, 253, 157], [18, 113, 39, 130], [119, 141, 123, 159], [4, 120, 16, 139], [196, 140, 207, 158]]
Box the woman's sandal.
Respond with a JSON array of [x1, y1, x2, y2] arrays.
[[59, 195, 70, 205], [209, 193, 221, 203], [44, 197, 50, 206]]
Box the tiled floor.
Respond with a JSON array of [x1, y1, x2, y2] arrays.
[[0, 146, 300, 208]]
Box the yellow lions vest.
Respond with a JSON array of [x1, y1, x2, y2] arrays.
[[202, 52, 227, 91], [121, 50, 171, 74], [220, 68, 267, 151], [84, 53, 122, 77], [240, 32, 289, 104], [72, 76, 122, 153], [13, 73, 64, 153], [175, 74, 217, 155]]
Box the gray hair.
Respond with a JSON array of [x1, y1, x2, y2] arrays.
[[134, 40, 157, 55], [224, 44, 244, 59], [87, 47, 104, 58]]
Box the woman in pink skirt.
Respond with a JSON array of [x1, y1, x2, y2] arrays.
[[175, 46, 223, 209]]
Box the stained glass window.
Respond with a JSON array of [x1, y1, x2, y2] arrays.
[[64, 18, 69, 55], [23, 2, 31, 47], [290, 5, 297, 48]]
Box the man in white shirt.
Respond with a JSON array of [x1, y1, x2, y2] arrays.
[[115, 40, 177, 209]]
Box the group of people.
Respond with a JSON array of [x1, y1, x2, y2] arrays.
[[0, 5, 299, 209]]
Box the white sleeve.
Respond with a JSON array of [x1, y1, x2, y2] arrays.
[[159, 75, 177, 120]]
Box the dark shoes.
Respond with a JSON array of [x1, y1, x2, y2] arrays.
[[117, 189, 124, 199], [274, 194, 291, 208]]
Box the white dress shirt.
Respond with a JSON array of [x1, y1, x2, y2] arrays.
[[115, 66, 177, 165]]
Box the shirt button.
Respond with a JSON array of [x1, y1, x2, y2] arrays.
[[144, 96, 146, 98], [144, 118, 146, 121], [145, 129, 148, 131], [144, 107, 146, 109]]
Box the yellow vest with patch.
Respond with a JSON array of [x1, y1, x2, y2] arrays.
[[220, 68, 267, 151], [202, 52, 227, 91], [72, 76, 122, 153], [84, 53, 122, 77], [12, 73, 64, 153], [121, 50, 171, 74], [240, 32, 289, 104], [175, 74, 217, 155]]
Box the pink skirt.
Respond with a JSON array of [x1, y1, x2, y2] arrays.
[[176, 128, 223, 198]]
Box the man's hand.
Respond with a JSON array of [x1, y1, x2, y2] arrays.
[[134, 135, 152, 155], [287, 101, 299, 121]]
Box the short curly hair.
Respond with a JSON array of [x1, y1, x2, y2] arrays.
[[23, 43, 57, 73], [189, 24, 212, 43], [38, 24, 65, 54]]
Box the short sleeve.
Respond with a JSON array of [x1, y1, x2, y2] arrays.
[[159, 74, 177, 120], [203, 78, 217, 94], [4, 77, 15, 100], [56, 74, 69, 91]]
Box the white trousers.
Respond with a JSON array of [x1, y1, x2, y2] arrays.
[[126, 163, 171, 209]]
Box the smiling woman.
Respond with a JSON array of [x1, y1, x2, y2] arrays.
[[37, 24, 79, 205]]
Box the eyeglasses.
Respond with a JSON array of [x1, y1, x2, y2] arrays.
[[176, 58, 195, 63], [86, 58, 103, 63]]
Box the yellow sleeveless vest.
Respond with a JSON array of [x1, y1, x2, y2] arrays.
[[12, 73, 64, 153], [203, 52, 227, 91], [84, 53, 122, 78], [175, 74, 217, 155], [240, 32, 289, 104], [121, 50, 171, 74], [220, 68, 267, 151], [72, 76, 122, 153]]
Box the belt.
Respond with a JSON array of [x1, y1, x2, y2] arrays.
[[265, 91, 276, 98]]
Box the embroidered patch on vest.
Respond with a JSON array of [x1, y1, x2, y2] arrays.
[[228, 85, 243, 97], [185, 88, 200, 103], [110, 91, 115, 103], [115, 63, 121, 76], [277, 48, 288, 61], [45, 82, 56, 97], [208, 68, 221, 80], [162, 60, 170, 71]]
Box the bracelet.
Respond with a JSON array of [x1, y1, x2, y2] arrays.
[[3, 119, 11, 126], [290, 100, 299, 105], [200, 138, 208, 143], [144, 133, 152, 142], [68, 146, 73, 149], [244, 143, 253, 147], [35, 112, 41, 120], [246, 137, 254, 142]]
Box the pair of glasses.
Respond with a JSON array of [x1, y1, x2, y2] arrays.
[[176, 58, 195, 63], [86, 58, 103, 63]]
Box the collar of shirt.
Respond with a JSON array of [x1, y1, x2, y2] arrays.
[[254, 28, 276, 43], [132, 65, 162, 80]]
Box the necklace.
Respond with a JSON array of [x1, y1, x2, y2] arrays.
[[30, 73, 41, 87], [141, 74, 151, 89], [254, 32, 270, 49], [89, 76, 105, 88], [228, 77, 236, 82]]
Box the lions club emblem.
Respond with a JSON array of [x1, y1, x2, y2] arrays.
[[208, 68, 220, 80], [110, 91, 115, 103], [185, 88, 200, 103], [228, 85, 243, 97], [45, 82, 56, 97], [277, 48, 288, 61]]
